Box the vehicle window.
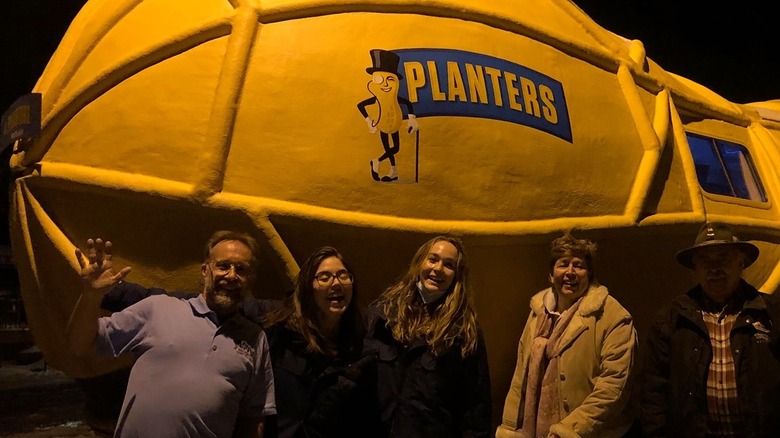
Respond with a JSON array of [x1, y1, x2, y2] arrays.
[[686, 133, 766, 202]]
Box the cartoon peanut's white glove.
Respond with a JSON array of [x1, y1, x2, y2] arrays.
[[365, 116, 377, 134], [406, 114, 419, 134]]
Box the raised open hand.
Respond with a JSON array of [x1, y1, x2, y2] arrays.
[[75, 238, 132, 293]]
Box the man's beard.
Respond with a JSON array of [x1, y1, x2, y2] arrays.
[[204, 280, 244, 317]]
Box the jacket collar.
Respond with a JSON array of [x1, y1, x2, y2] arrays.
[[367, 302, 387, 336], [678, 279, 764, 314], [530, 284, 609, 317], [673, 280, 766, 335]]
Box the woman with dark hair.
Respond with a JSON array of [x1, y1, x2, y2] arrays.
[[366, 235, 492, 437], [260, 246, 379, 438], [496, 233, 637, 438]]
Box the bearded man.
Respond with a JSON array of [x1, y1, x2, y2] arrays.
[[66, 231, 275, 438]]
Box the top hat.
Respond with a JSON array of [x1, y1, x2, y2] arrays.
[[366, 49, 403, 79], [675, 222, 759, 269]]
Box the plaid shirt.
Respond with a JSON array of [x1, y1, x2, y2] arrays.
[[701, 304, 741, 437]]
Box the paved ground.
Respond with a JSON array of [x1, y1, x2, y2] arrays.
[[0, 358, 103, 438]]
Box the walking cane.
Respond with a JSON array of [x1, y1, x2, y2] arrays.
[[414, 129, 420, 183]]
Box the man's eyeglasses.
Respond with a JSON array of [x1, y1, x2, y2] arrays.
[[314, 270, 353, 286], [210, 260, 252, 278]]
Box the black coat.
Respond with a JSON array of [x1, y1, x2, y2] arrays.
[[365, 303, 492, 438], [263, 324, 381, 438], [640, 280, 780, 438]]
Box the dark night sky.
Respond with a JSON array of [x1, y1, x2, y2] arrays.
[[1, 0, 89, 112], [575, 0, 777, 104], [1, 0, 777, 112]]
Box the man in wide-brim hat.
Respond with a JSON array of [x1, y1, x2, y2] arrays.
[[674, 222, 759, 303], [640, 222, 780, 438], [675, 222, 759, 268]]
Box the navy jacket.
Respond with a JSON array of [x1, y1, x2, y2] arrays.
[[365, 303, 492, 437], [264, 324, 380, 438]]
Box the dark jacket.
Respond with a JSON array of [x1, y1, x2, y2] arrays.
[[102, 282, 381, 438], [365, 303, 492, 438], [640, 280, 780, 438], [264, 324, 380, 438]]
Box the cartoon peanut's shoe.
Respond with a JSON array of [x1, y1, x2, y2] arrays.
[[381, 166, 398, 182]]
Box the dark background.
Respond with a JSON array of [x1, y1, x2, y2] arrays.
[[1, 0, 778, 244], [576, 0, 777, 104], [2, 0, 777, 113]]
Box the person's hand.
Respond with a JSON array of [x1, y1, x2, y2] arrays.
[[75, 238, 131, 293], [365, 116, 377, 134], [406, 114, 419, 134]]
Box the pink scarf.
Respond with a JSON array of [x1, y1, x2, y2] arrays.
[[517, 298, 581, 438]]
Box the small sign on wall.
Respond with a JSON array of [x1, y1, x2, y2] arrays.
[[1, 93, 42, 153]]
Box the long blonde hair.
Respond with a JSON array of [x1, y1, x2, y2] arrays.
[[377, 236, 479, 358]]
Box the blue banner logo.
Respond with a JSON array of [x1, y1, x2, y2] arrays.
[[395, 49, 571, 142]]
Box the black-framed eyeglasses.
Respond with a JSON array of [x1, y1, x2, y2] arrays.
[[314, 270, 353, 285], [210, 260, 252, 278]]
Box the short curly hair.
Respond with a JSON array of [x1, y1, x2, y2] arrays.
[[549, 232, 597, 281]]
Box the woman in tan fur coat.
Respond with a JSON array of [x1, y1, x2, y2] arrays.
[[496, 233, 637, 438]]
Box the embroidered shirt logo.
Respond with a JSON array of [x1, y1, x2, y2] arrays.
[[754, 333, 771, 344], [235, 340, 256, 361], [751, 320, 770, 333], [751, 320, 771, 343]]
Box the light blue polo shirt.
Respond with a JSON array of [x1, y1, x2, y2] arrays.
[[97, 294, 275, 437]]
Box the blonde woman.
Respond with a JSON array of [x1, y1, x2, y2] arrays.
[[366, 236, 492, 437]]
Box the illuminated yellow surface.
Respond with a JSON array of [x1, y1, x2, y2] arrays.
[[8, 0, 780, 422]]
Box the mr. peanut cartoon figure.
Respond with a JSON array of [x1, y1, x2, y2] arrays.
[[357, 49, 419, 182]]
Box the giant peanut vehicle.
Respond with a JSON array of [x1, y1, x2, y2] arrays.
[[6, 0, 780, 421]]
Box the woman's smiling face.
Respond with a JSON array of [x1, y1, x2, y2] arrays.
[[312, 256, 353, 323], [420, 240, 459, 294], [549, 255, 590, 309]]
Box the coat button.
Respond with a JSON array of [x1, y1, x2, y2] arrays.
[[563, 400, 569, 411], [560, 373, 566, 381], [212, 345, 217, 351]]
